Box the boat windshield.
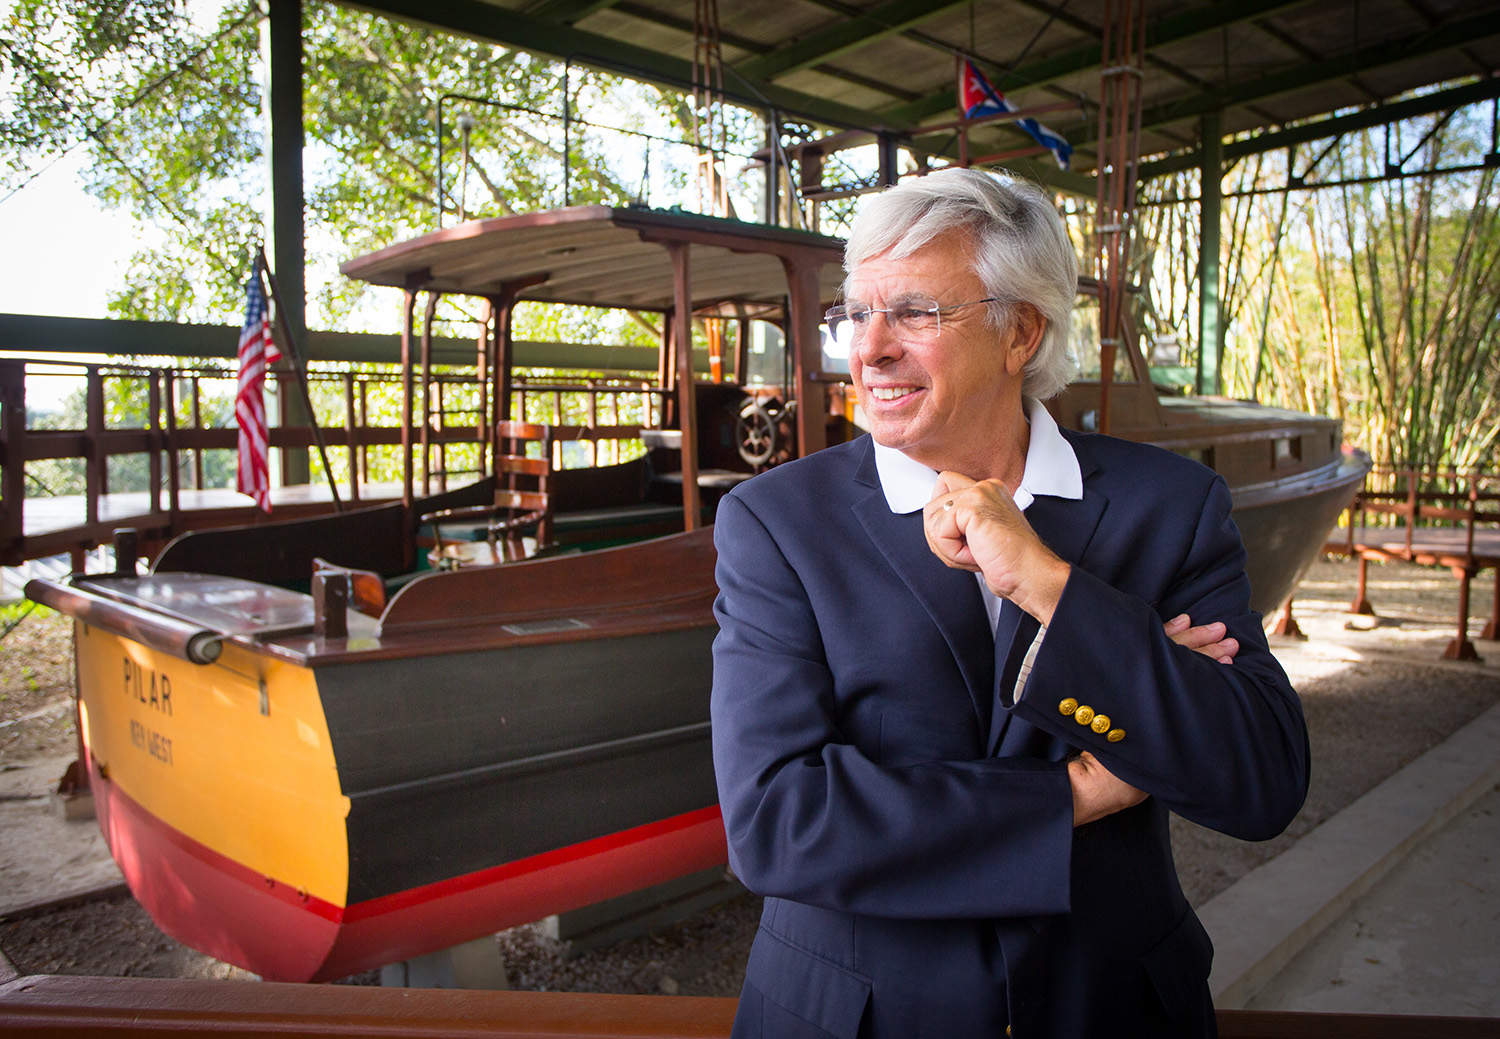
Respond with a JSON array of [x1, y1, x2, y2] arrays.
[[1072, 295, 1137, 383]]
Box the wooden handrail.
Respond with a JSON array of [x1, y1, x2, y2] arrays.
[[24, 576, 224, 665], [1, 975, 1497, 1038], [1345, 468, 1500, 535], [0, 358, 663, 566]]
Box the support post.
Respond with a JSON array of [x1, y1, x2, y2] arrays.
[[877, 132, 899, 187], [1197, 111, 1223, 397], [85, 368, 105, 525], [762, 114, 780, 227], [667, 243, 702, 530], [0, 361, 26, 557], [477, 299, 493, 468], [782, 257, 826, 458], [1093, 0, 1145, 435], [1442, 566, 1481, 662], [263, 0, 309, 484], [147, 375, 162, 517], [164, 372, 181, 526], [420, 293, 439, 497], [1351, 554, 1376, 616], [488, 275, 549, 453], [1483, 567, 1498, 641], [400, 289, 416, 511], [1272, 597, 1303, 639]]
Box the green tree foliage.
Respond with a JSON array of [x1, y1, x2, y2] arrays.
[[1135, 102, 1500, 473], [1, 0, 265, 319], [1, 0, 763, 331]]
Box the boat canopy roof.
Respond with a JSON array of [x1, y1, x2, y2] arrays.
[[341, 205, 849, 314]]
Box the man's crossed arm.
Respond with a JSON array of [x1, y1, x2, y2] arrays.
[[922, 470, 1242, 827]]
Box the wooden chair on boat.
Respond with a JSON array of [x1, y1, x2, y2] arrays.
[[424, 420, 555, 566]]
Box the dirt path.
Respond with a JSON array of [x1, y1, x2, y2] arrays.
[[1, 557, 1496, 995]]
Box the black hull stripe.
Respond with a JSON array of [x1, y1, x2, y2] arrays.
[[348, 720, 713, 805]]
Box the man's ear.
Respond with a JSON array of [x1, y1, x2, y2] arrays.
[[1005, 303, 1046, 376]]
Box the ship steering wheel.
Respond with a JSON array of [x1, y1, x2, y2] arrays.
[[736, 398, 797, 468]]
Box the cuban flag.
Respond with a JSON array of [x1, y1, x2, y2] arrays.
[[959, 58, 1073, 170]]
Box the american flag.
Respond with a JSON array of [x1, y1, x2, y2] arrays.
[[235, 273, 283, 512], [959, 58, 1073, 170]]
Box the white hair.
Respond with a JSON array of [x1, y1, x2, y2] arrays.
[[843, 168, 1079, 400]]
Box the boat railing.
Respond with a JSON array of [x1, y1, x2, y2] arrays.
[[1341, 467, 1499, 554], [3, 358, 429, 563], [0, 358, 671, 566], [418, 375, 666, 496]]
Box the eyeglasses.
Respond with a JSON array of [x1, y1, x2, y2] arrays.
[[823, 296, 1001, 350]]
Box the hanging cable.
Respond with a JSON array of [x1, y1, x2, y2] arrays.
[[692, 0, 733, 217]]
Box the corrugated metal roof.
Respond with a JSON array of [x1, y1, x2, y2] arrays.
[[355, 0, 1500, 181]]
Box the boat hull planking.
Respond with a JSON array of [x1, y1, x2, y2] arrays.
[[1231, 452, 1372, 616], [68, 584, 724, 982]]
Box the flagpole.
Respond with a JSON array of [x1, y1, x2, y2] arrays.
[[923, 100, 1080, 136], [255, 245, 345, 513], [956, 52, 969, 168]]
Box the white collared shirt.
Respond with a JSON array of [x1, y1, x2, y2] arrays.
[[872, 396, 1083, 630]]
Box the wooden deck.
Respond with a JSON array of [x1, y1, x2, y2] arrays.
[[1315, 470, 1500, 661], [1324, 524, 1500, 661], [21, 482, 407, 538], [1327, 524, 1500, 567], [2, 974, 1498, 1038], [8, 482, 413, 568]]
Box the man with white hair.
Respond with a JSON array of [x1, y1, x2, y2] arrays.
[[710, 168, 1308, 1038]]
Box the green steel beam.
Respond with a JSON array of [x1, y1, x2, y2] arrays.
[[265, 0, 310, 482], [264, 0, 305, 340], [343, 0, 902, 131], [606, 1, 921, 104], [0, 315, 682, 372], [1196, 113, 1223, 397], [2, 314, 244, 359], [965, 154, 1096, 198], [880, 0, 1312, 127], [1131, 10, 1500, 139], [1139, 76, 1500, 180], [733, 0, 970, 83], [524, 0, 623, 25]]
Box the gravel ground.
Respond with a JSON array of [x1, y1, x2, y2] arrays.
[[1, 557, 1496, 996]]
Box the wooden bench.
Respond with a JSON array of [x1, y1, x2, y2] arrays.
[[1324, 469, 1500, 660]]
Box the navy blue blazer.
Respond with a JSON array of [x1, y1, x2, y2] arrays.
[[710, 430, 1309, 1039]]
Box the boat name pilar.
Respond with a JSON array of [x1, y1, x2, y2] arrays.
[[124, 655, 172, 716]]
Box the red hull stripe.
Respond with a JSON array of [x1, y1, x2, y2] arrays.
[[92, 771, 341, 982], [91, 761, 727, 982], [320, 806, 727, 981], [344, 804, 724, 921]]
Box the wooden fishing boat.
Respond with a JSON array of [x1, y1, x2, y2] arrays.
[[28, 203, 1367, 983]]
